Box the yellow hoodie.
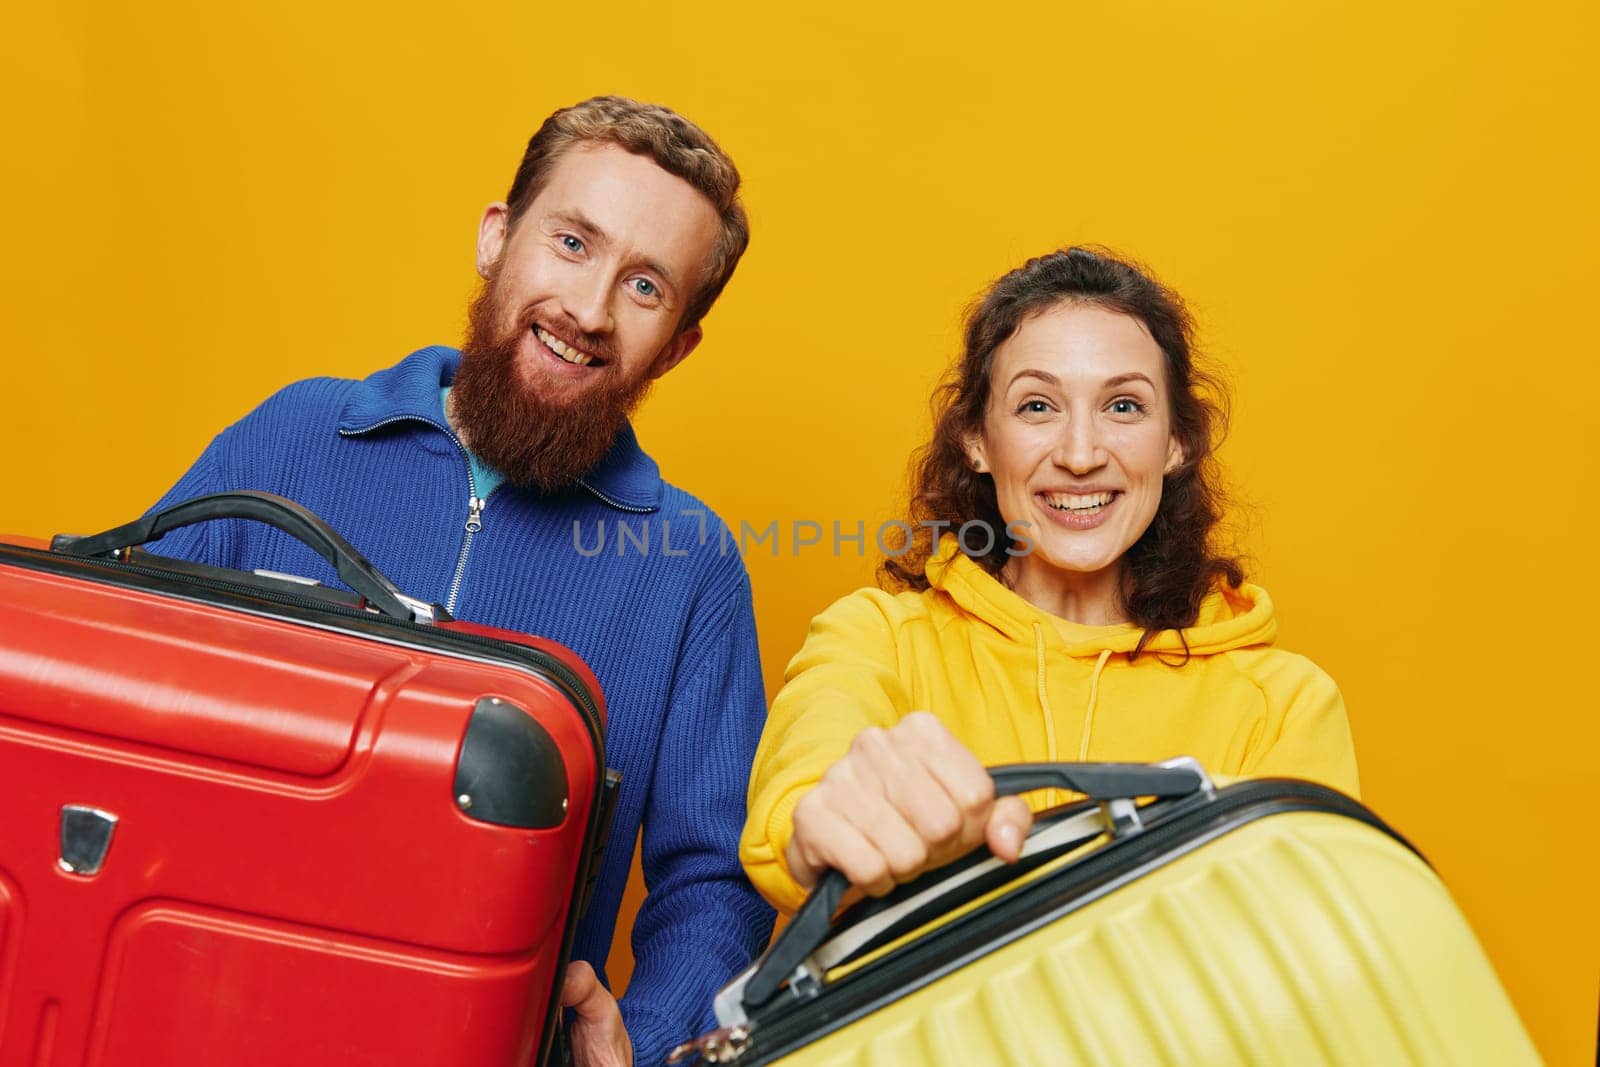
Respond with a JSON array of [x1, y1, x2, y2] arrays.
[[740, 543, 1359, 914]]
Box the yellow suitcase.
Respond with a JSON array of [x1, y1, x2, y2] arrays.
[[675, 761, 1537, 1066]]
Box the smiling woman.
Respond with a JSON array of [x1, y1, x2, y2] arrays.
[[895, 247, 1245, 647], [739, 247, 1359, 914]]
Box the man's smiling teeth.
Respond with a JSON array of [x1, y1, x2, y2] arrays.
[[1043, 491, 1116, 512], [535, 326, 595, 367]]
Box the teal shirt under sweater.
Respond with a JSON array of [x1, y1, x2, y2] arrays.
[[438, 385, 505, 503]]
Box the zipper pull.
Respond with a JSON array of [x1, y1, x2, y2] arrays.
[[465, 496, 484, 534]]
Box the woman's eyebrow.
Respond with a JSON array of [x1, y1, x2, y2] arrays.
[[1006, 370, 1157, 389], [1007, 368, 1060, 388]]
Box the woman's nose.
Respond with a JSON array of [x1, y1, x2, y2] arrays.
[[1053, 416, 1106, 474]]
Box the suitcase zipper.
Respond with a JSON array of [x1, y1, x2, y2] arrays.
[[0, 545, 602, 742]]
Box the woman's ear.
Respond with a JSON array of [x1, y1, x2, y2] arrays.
[[1164, 434, 1185, 474], [965, 433, 990, 474]]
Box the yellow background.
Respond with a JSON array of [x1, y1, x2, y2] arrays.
[[5, 1, 1596, 1061]]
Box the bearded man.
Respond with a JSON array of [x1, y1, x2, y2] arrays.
[[144, 96, 774, 1066]]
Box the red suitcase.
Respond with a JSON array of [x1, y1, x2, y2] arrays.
[[0, 492, 611, 1066]]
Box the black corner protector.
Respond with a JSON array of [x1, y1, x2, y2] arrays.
[[453, 697, 570, 829]]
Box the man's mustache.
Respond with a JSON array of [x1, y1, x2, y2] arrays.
[[511, 304, 620, 367]]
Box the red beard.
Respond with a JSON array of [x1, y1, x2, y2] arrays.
[[450, 273, 655, 492]]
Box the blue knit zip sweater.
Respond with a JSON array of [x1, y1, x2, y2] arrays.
[[148, 345, 775, 1063]]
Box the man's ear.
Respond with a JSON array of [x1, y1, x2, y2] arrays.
[[1165, 433, 1186, 474], [476, 202, 510, 279], [649, 325, 703, 380], [964, 432, 990, 474]]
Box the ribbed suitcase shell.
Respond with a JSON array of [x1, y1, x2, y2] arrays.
[[0, 538, 606, 1066], [726, 785, 1537, 1067]]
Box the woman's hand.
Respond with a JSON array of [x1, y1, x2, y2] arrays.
[[784, 711, 1034, 896]]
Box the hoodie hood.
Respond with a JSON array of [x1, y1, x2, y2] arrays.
[[742, 541, 1357, 914], [924, 538, 1277, 657]]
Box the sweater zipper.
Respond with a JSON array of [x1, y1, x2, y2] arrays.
[[446, 489, 483, 615], [577, 478, 653, 514], [339, 414, 487, 615], [341, 421, 651, 610]]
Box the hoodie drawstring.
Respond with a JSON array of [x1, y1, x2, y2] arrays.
[[1031, 624, 1060, 761], [1081, 649, 1112, 760], [1032, 624, 1061, 807], [1034, 628, 1115, 804]]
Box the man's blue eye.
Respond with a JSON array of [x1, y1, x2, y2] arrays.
[[633, 278, 657, 297], [561, 235, 584, 253]]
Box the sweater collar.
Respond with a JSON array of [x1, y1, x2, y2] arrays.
[[337, 345, 663, 512]]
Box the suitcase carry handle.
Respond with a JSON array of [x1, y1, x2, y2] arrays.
[[50, 490, 432, 624], [738, 758, 1210, 1012]]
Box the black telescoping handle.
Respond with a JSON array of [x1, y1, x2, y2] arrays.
[[740, 760, 1206, 1011], [984, 761, 1205, 803], [51, 490, 420, 623]]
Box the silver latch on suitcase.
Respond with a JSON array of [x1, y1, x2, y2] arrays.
[[59, 805, 119, 875], [667, 1023, 751, 1064]]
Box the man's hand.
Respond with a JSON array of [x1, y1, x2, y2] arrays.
[[783, 711, 1033, 897], [559, 961, 632, 1067]]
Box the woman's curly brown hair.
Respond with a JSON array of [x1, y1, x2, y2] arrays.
[[882, 246, 1243, 656]]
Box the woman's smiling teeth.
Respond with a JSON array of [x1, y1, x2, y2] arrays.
[[535, 326, 596, 367], [1042, 491, 1118, 512]]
